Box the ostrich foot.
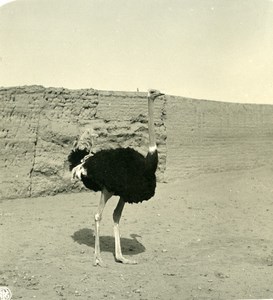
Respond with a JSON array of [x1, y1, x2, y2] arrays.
[[115, 256, 138, 265], [93, 255, 106, 267]]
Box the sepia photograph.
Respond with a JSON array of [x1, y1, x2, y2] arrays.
[[1, 0, 273, 299]]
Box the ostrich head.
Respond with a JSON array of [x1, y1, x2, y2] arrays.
[[147, 89, 165, 101]]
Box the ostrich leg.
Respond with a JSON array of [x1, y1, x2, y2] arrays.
[[93, 188, 112, 267], [113, 198, 137, 264]]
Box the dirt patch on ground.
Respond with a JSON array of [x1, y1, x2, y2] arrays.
[[1, 166, 273, 299]]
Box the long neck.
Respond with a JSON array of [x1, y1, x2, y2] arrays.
[[148, 98, 157, 153], [145, 97, 158, 175]]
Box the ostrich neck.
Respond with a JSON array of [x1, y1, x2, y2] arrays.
[[148, 98, 156, 153]]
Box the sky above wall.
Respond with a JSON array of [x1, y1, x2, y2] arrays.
[[1, 0, 273, 104]]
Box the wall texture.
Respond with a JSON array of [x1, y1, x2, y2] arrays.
[[165, 96, 273, 180], [1, 86, 273, 200]]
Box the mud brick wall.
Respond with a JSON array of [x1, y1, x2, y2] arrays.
[[0, 86, 167, 199], [165, 96, 273, 180], [1, 86, 273, 199]]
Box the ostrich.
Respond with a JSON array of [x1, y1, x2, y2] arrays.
[[68, 89, 164, 266]]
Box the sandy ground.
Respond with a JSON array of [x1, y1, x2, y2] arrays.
[[1, 166, 273, 300]]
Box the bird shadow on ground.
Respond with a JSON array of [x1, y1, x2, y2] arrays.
[[71, 228, 146, 256]]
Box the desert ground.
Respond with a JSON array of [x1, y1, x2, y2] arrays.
[[1, 166, 273, 300]]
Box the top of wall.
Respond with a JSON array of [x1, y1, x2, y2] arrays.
[[1, 85, 272, 108]]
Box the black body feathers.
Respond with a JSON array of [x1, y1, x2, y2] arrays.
[[67, 148, 89, 171], [68, 147, 158, 204]]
